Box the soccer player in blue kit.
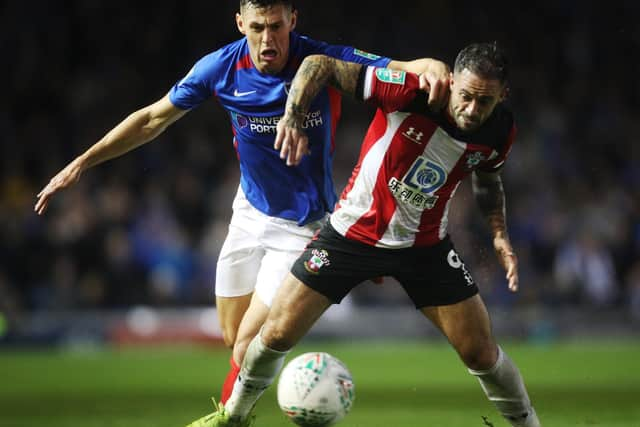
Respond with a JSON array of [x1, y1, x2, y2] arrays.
[[34, 0, 449, 411]]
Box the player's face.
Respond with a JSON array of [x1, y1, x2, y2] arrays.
[[448, 68, 506, 132], [236, 4, 297, 75]]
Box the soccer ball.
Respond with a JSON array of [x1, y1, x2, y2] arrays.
[[277, 352, 355, 427]]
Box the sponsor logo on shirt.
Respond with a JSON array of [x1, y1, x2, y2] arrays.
[[232, 110, 324, 134], [403, 157, 446, 193], [303, 249, 331, 274], [387, 156, 447, 210], [402, 127, 424, 145], [375, 68, 406, 85], [233, 89, 257, 97], [388, 177, 439, 210], [354, 49, 381, 60]]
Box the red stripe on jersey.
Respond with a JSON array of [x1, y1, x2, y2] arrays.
[[335, 109, 388, 211], [345, 114, 439, 245], [235, 54, 253, 70], [327, 87, 342, 154]]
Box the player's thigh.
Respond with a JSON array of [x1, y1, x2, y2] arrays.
[[254, 248, 302, 307], [233, 293, 270, 363], [215, 223, 265, 298], [215, 224, 264, 345], [254, 216, 324, 306], [395, 239, 478, 308], [420, 294, 498, 368], [262, 273, 333, 352]]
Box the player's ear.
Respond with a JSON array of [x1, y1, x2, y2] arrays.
[[500, 85, 510, 102], [289, 9, 298, 31], [236, 12, 246, 35]]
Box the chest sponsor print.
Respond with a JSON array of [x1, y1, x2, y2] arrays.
[[231, 110, 324, 134], [387, 156, 447, 210]]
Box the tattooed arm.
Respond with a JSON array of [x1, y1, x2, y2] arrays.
[[472, 170, 519, 292], [274, 55, 362, 166], [288, 54, 363, 114]]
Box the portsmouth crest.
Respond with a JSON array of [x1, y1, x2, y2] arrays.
[[231, 111, 249, 129], [304, 249, 331, 275]]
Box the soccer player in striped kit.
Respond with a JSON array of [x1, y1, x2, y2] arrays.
[[195, 42, 542, 427], [34, 0, 450, 411]]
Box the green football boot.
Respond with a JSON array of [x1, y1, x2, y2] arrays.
[[185, 398, 254, 427]]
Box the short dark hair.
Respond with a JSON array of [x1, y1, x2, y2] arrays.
[[454, 42, 508, 84], [239, 0, 294, 10]]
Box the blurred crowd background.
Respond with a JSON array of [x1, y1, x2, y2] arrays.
[[1, 1, 639, 330]]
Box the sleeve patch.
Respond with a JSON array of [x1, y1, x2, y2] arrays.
[[354, 48, 382, 60], [375, 68, 406, 85]]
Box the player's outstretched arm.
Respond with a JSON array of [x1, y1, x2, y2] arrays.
[[388, 58, 450, 111], [275, 55, 362, 166], [34, 95, 187, 215], [472, 170, 519, 292]]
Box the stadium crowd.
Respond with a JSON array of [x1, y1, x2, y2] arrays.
[[1, 1, 638, 324]]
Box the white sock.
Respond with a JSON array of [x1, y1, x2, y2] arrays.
[[225, 332, 289, 419], [468, 347, 541, 427]]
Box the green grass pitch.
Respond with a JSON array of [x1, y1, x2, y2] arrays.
[[1, 340, 639, 426]]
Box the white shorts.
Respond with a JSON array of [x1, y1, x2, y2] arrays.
[[215, 186, 326, 307]]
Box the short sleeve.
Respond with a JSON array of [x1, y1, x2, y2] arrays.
[[168, 51, 222, 110], [297, 34, 391, 68], [478, 123, 517, 172], [357, 66, 420, 113]]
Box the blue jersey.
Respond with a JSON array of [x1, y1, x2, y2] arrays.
[[169, 32, 390, 225]]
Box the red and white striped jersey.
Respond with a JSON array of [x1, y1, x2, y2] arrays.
[[330, 66, 516, 248]]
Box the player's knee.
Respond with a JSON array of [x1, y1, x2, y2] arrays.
[[458, 340, 498, 371], [233, 335, 251, 364], [221, 327, 237, 349], [261, 321, 295, 352]]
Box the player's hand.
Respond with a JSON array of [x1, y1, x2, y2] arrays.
[[34, 158, 84, 215], [493, 235, 519, 292], [419, 61, 450, 112], [275, 115, 310, 166]]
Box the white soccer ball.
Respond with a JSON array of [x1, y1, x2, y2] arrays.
[[277, 352, 355, 427]]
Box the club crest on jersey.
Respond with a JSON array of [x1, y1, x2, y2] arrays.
[[465, 152, 486, 170], [354, 49, 381, 60], [375, 68, 406, 85], [231, 111, 249, 129], [402, 127, 424, 145], [303, 249, 331, 275]]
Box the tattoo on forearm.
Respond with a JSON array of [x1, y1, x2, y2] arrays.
[[473, 173, 507, 236], [284, 55, 361, 126]]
